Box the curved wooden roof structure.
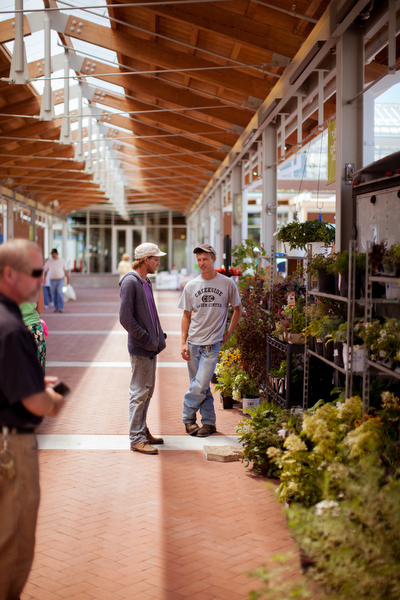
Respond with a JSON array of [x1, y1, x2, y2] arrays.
[[0, 0, 398, 217]]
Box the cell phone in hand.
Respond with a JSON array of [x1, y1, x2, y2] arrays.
[[53, 382, 70, 397]]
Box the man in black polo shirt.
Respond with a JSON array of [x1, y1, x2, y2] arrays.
[[0, 238, 66, 600]]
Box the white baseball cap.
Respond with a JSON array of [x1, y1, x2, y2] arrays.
[[134, 243, 166, 260]]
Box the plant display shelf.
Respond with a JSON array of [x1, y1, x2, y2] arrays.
[[309, 289, 348, 303], [362, 245, 400, 411], [303, 241, 359, 409], [306, 348, 346, 375], [367, 359, 400, 379], [266, 335, 305, 409]]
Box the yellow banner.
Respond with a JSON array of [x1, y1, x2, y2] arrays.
[[327, 121, 336, 185]]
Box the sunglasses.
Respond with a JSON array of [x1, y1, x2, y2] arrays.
[[20, 268, 44, 278]]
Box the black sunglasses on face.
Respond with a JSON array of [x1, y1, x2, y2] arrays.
[[20, 268, 44, 278]]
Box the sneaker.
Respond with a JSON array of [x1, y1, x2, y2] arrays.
[[185, 422, 200, 436], [196, 424, 217, 437], [146, 429, 164, 445], [130, 442, 158, 455]]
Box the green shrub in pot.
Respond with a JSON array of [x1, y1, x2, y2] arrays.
[[275, 219, 335, 251]]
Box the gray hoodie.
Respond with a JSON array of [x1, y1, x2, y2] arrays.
[[119, 271, 166, 357]]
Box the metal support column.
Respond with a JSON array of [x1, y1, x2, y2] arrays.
[[6, 199, 14, 240], [214, 187, 223, 263], [62, 221, 68, 265], [231, 165, 242, 247], [261, 125, 278, 255], [335, 25, 364, 252]]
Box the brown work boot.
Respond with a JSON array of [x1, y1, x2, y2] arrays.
[[196, 424, 217, 437], [146, 429, 164, 445], [130, 441, 158, 455], [185, 422, 200, 436]]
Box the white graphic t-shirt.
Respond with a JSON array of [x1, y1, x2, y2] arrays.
[[178, 272, 241, 345]]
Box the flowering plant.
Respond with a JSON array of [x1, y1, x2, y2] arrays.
[[267, 396, 363, 506], [272, 300, 305, 341], [214, 348, 242, 396], [355, 318, 400, 362], [232, 370, 261, 400]]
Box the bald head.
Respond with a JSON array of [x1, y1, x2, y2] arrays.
[[0, 239, 41, 276], [0, 239, 44, 305]]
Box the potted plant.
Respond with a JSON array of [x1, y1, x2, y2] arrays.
[[320, 315, 344, 362], [236, 400, 299, 476], [272, 300, 306, 344], [304, 317, 323, 354], [330, 250, 366, 297], [382, 242, 400, 276], [275, 219, 335, 252], [214, 347, 242, 409], [233, 369, 261, 399], [308, 253, 337, 294]]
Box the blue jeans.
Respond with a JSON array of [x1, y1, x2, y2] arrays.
[[183, 342, 221, 426], [129, 354, 157, 445], [42, 285, 52, 307], [50, 279, 64, 311]]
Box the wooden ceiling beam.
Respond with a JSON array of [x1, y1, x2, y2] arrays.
[[59, 16, 272, 99], [95, 90, 238, 148], [99, 113, 225, 161], [78, 56, 252, 128], [111, 0, 303, 57]]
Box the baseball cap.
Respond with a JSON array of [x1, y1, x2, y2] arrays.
[[134, 243, 166, 260], [193, 244, 217, 255]]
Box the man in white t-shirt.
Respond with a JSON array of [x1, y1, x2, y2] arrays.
[[178, 244, 242, 437], [43, 248, 70, 313]]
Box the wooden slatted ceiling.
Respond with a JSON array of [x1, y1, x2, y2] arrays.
[[0, 0, 394, 215]]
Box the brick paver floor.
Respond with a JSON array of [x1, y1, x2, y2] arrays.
[[20, 286, 299, 600]]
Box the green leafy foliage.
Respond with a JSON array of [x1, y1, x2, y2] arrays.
[[287, 459, 400, 600], [232, 239, 270, 281], [236, 401, 294, 476], [235, 273, 271, 385], [275, 220, 335, 251]]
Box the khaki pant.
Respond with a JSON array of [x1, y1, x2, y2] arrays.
[[0, 433, 40, 600]]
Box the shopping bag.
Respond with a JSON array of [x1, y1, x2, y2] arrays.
[[63, 284, 77, 301]]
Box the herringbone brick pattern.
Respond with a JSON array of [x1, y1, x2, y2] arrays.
[[20, 285, 299, 600]]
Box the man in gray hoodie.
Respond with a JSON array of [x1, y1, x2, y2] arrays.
[[119, 243, 167, 455]]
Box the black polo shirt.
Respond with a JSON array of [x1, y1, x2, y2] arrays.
[[0, 293, 45, 429]]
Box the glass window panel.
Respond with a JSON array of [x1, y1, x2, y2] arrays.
[[117, 230, 126, 264], [90, 212, 112, 225], [247, 229, 261, 244], [172, 227, 187, 270], [172, 213, 186, 225], [89, 227, 112, 272], [248, 214, 261, 226], [147, 227, 168, 271], [68, 213, 87, 226], [147, 212, 169, 226], [115, 213, 144, 226], [67, 227, 87, 272]]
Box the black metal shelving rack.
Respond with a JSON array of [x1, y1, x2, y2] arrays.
[[266, 335, 305, 409]]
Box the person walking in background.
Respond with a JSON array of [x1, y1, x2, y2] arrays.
[[20, 286, 46, 372], [119, 243, 167, 455], [44, 248, 70, 313], [179, 244, 242, 437], [117, 253, 132, 280], [0, 238, 65, 600], [42, 266, 53, 308]]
